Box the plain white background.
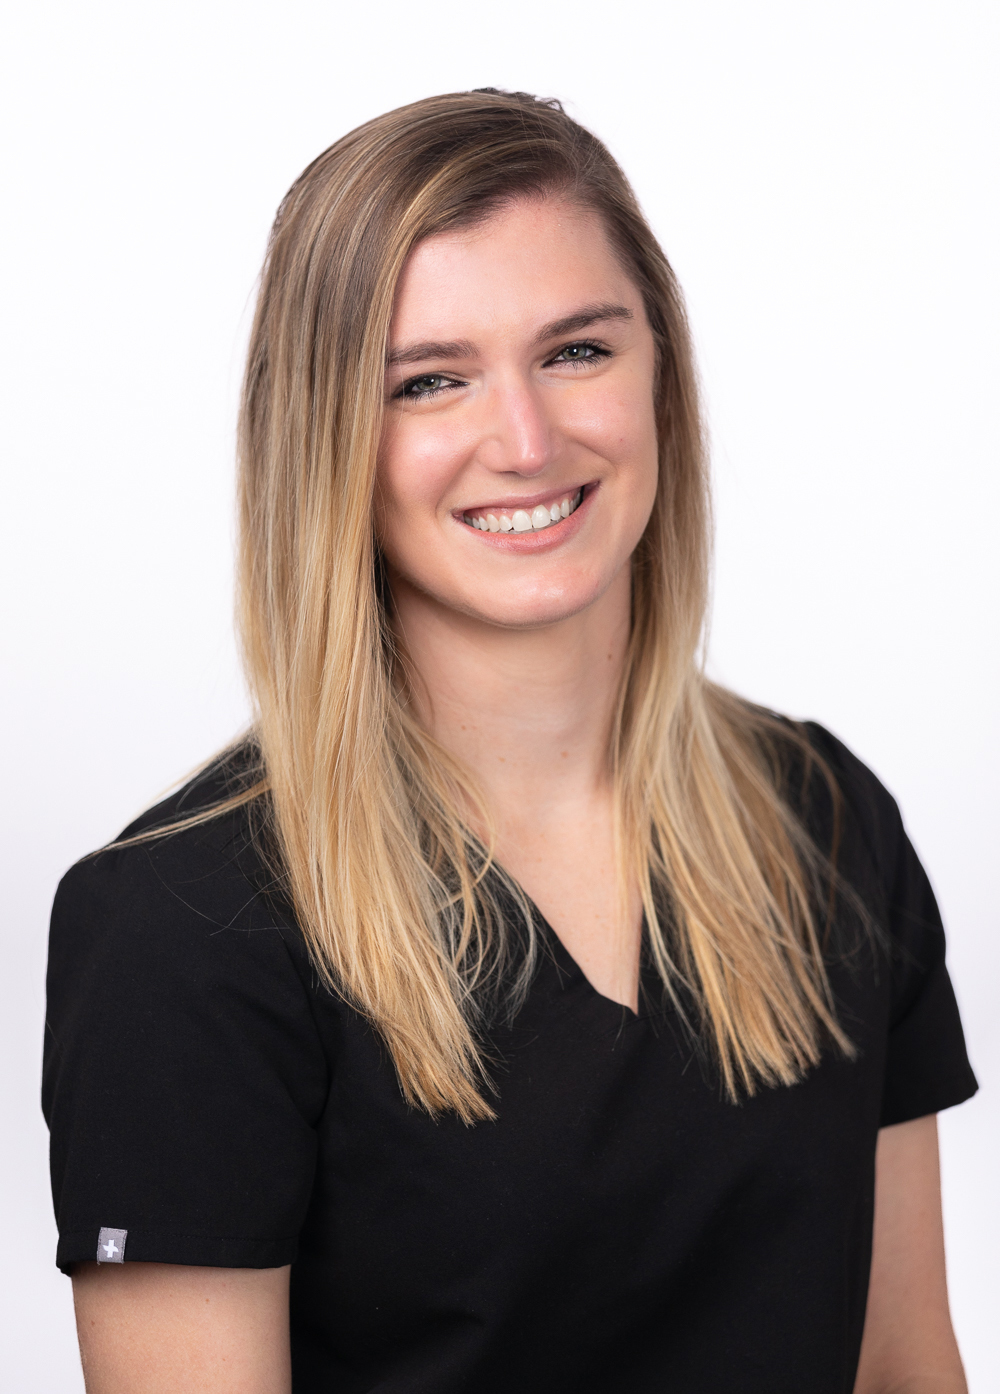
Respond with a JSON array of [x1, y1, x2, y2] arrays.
[[2, 1, 996, 1387]]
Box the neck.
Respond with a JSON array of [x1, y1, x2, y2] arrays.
[[391, 568, 632, 822]]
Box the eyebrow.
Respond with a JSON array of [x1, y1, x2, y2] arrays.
[[385, 303, 634, 369], [386, 339, 476, 367], [536, 302, 633, 342]]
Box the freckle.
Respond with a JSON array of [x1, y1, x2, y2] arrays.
[[498, 757, 505, 763], [560, 751, 568, 758], [461, 725, 466, 730]]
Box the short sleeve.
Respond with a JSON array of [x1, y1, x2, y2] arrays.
[[42, 814, 330, 1274], [878, 820, 978, 1126], [805, 723, 978, 1128]]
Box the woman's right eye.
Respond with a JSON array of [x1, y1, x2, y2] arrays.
[[397, 374, 457, 399]]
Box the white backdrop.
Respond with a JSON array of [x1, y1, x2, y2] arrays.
[[2, 1, 996, 1387]]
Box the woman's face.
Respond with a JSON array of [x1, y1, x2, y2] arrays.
[[376, 196, 660, 631]]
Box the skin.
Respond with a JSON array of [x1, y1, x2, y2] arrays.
[[854, 1117, 967, 1393], [72, 1263, 291, 1393], [377, 196, 659, 1010], [71, 196, 967, 1392]]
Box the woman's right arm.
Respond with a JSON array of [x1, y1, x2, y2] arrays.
[[46, 841, 326, 1392], [72, 1263, 291, 1394]]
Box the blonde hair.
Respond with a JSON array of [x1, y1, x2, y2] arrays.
[[166, 90, 854, 1121]]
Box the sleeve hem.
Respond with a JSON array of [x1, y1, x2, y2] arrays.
[[56, 1229, 298, 1276], [879, 1065, 979, 1128]]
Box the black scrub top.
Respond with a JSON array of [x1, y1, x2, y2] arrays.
[[43, 723, 977, 1393]]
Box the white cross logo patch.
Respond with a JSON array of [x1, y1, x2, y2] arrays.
[[96, 1227, 127, 1264]]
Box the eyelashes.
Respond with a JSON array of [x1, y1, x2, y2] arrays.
[[393, 340, 613, 401], [548, 340, 611, 366], [396, 373, 460, 401]]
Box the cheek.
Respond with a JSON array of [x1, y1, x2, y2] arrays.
[[377, 419, 465, 533], [571, 377, 658, 480]]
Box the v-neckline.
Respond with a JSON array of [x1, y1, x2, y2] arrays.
[[529, 899, 643, 1020], [485, 868, 646, 1020]]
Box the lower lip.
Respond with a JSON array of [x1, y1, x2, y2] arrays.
[[454, 486, 595, 553]]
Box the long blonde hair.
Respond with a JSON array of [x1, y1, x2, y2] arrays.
[[187, 90, 852, 1120]]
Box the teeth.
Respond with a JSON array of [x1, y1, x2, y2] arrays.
[[464, 488, 583, 534]]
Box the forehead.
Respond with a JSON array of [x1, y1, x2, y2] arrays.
[[390, 198, 638, 338]]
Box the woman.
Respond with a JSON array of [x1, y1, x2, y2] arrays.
[[44, 89, 976, 1393]]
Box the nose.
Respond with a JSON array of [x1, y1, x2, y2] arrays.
[[475, 378, 561, 477]]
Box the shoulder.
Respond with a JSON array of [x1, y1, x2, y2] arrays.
[[797, 720, 906, 891], [44, 760, 331, 1275], [791, 721, 952, 996], [57, 743, 280, 916], [709, 690, 905, 895], [49, 750, 310, 1016]]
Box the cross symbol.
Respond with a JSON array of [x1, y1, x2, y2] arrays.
[[102, 1239, 119, 1259]]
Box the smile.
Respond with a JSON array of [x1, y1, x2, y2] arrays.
[[461, 487, 584, 534]]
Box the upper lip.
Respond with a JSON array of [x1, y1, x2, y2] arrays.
[[454, 483, 587, 517]]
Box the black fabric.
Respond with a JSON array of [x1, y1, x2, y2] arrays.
[[43, 724, 977, 1393]]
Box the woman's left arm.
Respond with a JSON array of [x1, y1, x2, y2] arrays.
[[853, 1114, 966, 1394]]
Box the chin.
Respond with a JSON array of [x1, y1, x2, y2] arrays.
[[458, 576, 611, 631]]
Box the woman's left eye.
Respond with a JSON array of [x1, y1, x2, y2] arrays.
[[550, 341, 610, 365]]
